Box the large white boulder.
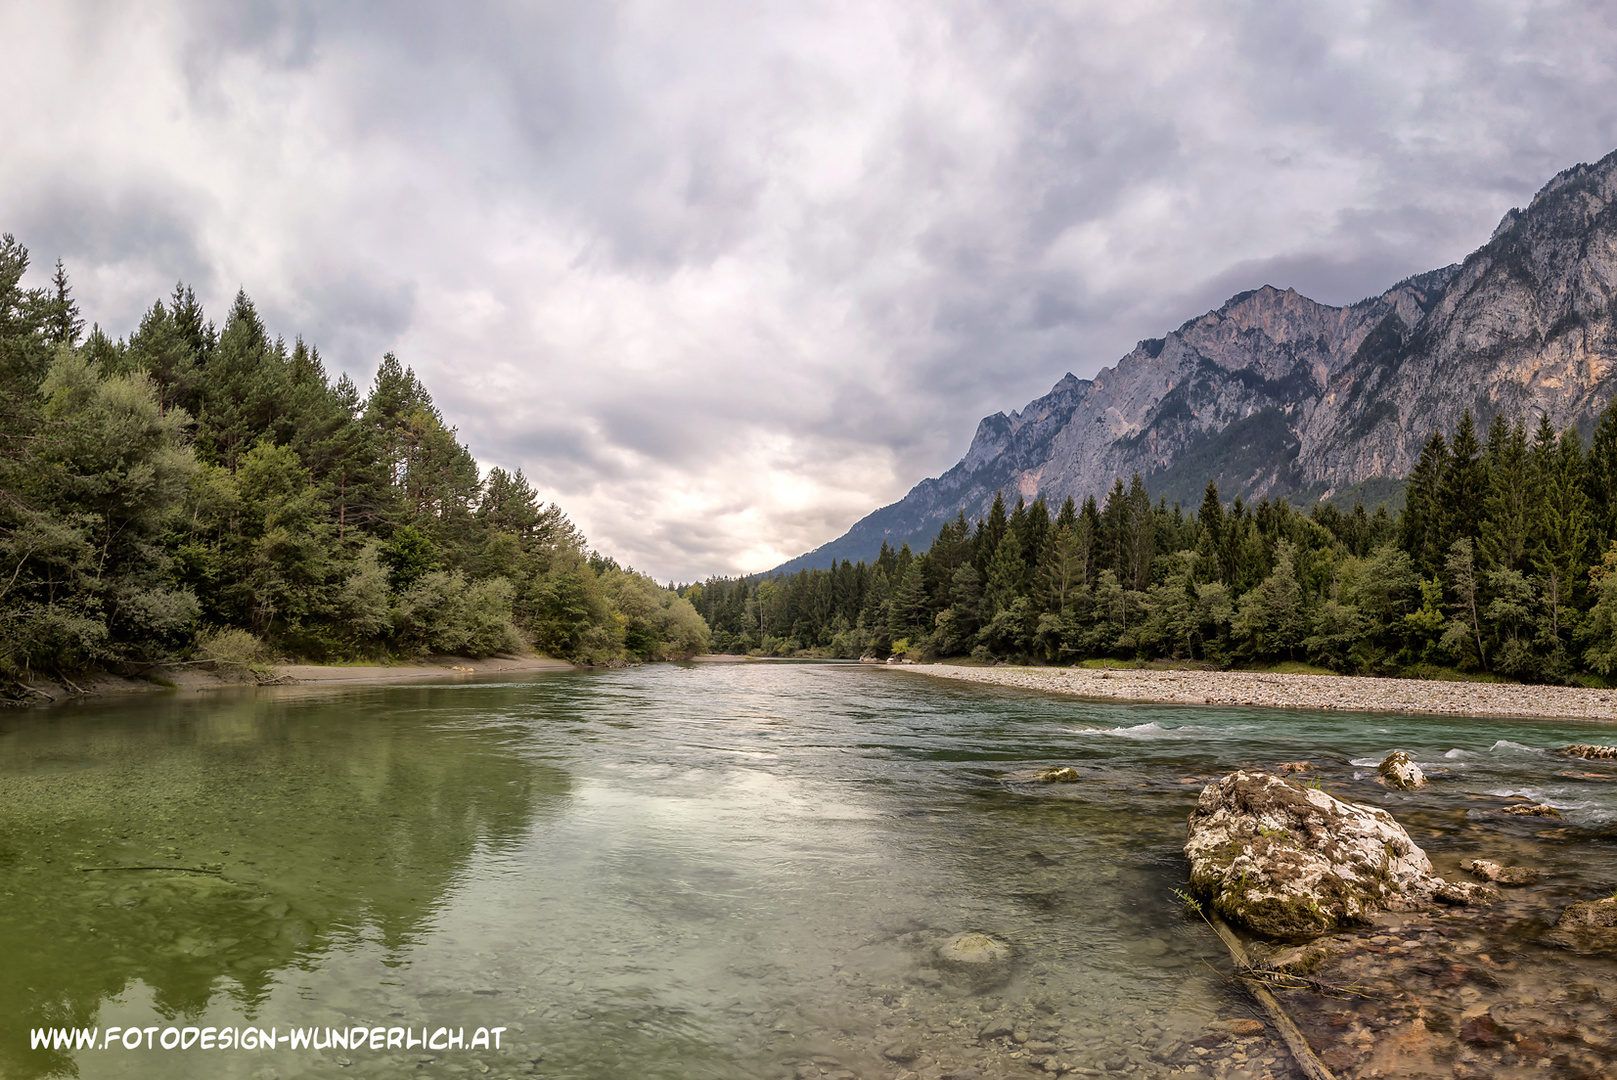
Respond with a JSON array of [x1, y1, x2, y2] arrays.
[[1185, 771, 1489, 937]]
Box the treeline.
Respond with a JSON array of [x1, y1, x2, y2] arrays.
[[690, 408, 1617, 684], [0, 235, 708, 683]]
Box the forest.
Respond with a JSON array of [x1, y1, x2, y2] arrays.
[[0, 235, 708, 688], [689, 403, 1617, 685]]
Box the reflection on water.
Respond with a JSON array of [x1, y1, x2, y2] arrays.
[[2, 664, 1615, 1079]]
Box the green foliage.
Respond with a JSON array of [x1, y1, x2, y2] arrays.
[[383, 525, 439, 591], [691, 399, 1617, 684], [0, 234, 706, 678]]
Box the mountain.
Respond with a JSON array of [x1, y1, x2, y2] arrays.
[[770, 148, 1617, 575]]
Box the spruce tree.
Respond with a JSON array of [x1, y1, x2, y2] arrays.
[[1400, 429, 1448, 576], [1480, 415, 1530, 572], [1197, 481, 1225, 582], [44, 259, 83, 347], [1586, 398, 1617, 548], [1440, 410, 1486, 551]]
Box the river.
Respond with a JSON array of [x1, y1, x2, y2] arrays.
[[2, 662, 1615, 1079]]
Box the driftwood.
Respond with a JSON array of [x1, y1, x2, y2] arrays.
[[1207, 911, 1338, 1080]]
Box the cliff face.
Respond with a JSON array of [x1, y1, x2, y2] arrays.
[[1304, 157, 1617, 486], [771, 150, 1617, 575]]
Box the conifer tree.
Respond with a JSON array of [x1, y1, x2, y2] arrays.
[[44, 259, 83, 347], [1480, 415, 1530, 572], [1401, 429, 1448, 576], [1587, 398, 1617, 548], [1530, 419, 1591, 656], [1122, 474, 1155, 591], [1197, 481, 1225, 582], [1440, 410, 1486, 551]]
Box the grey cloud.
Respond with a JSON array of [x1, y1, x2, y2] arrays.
[[10, 181, 208, 315], [13, 0, 1617, 579]]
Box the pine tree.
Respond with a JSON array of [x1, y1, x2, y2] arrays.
[[1197, 481, 1225, 582], [1530, 419, 1591, 657], [1400, 429, 1448, 576], [1440, 410, 1486, 551], [1100, 478, 1128, 575], [44, 259, 83, 347], [1122, 474, 1155, 591], [1480, 415, 1530, 572], [1587, 398, 1617, 548], [976, 492, 1008, 574], [983, 529, 1026, 618]]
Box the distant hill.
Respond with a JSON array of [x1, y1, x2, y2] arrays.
[[768, 148, 1617, 573]]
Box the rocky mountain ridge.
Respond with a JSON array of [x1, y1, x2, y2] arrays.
[[771, 149, 1617, 575]]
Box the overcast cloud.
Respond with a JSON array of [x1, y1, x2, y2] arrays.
[[4, 1, 1617, 580]]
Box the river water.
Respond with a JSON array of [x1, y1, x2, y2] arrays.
[[3, 662, 1615, 1080]]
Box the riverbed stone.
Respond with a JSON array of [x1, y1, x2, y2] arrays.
[[935, 931, 1013, 989], [1544, 896, 1617, 953], [881, 1041, 920, 1062], [1184, 770, 1483, 937], [1460, 858, 1540, 885], [938, 932, 1012, 966], [1560, 744, 1617, 760], [1431, 879, 1498, 905], [1035, 767, 1080, 783], [1376, 750, 1426, 789], [1500, 802, 1562, 817]]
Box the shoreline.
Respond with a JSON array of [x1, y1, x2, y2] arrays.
[[12, 653, 574, 707], [889, 662, 1617, 722]]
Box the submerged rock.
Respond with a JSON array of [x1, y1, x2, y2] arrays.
[[1500, 802, 1562, 818], [1034, 766, 1080, 783], [935, 931, 1014, 989], [1460, 858, 1540, 886], [1560, 744, 1617, 760], [1431, 879, 1499, 905], [937, 931, 1011, 967], [1377, 750, 1426, 789], [1544, 896, 1617, 953], [1184, 771, 1486, 938]]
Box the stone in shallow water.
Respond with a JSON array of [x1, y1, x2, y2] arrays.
[[1500, 802, 1561, 817], [1560, 744, 1617, 760], [1544, 896, 1617, 953], [881, 1041, 920, 1061], [1460, 857, 1540, 885], [935, 932, 1013, 991], [1377, 749, 1426, 789], [937, 932, 1012, 966], [1184, 770, 1489, 937]]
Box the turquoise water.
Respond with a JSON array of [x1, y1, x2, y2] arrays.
[[2, 663, 1614, 1079]]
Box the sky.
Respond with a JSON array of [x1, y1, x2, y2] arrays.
[[4, 1, 1617, 582]]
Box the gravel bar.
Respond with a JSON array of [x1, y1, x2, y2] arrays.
[[889, 663, 1617, 722]]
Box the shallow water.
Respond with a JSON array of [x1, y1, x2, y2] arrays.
[[3, 663, 1615, 1079]]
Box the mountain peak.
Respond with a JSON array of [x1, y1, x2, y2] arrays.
[[768, 147, 1617, 573]]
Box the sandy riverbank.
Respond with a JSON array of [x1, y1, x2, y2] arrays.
[[889, 662, 1617, 722], [12, 653, 574, 706]]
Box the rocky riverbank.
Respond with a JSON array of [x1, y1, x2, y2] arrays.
[[891, 664, 1617, 722], [1175, 764, 1617, 1079]]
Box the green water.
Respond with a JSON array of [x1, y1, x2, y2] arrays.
[[2, 663, 1615, 1079]]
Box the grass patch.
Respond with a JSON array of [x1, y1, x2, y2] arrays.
[[1260, 661, 1338, 676], [1399, 664, 1506, 684]]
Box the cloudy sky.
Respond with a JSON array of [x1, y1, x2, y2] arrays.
[[4, 1, 1617, 581]]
